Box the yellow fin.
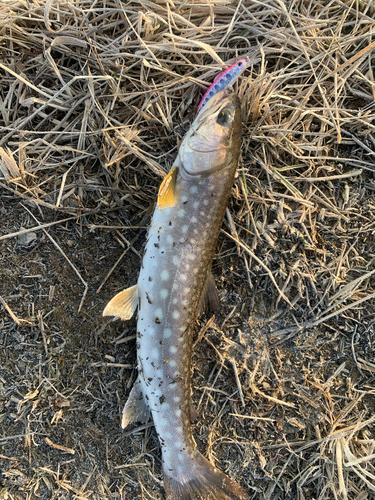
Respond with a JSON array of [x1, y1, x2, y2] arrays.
[[103, 284, 138, 320], [157, 166, 178, 210]]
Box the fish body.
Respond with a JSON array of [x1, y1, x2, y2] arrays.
[[198, 58, 250, 112], [104, 89, 248, 499]]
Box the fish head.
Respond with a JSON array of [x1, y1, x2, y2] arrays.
[[178, 89, 241, 178]]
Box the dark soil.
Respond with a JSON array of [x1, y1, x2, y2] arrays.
[[1, 187, 374, 500]]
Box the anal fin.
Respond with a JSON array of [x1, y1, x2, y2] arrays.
[[103, 284, 138, 320], [122, 376, 150, 429]]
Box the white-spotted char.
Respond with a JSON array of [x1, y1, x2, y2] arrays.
[[104, 88, 247, 500]]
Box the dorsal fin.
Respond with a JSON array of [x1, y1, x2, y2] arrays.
[[157, 166, 178, 210], [197, 272, 220, 316], [103, 284, 138, 320], [189, 402, 198, 422]]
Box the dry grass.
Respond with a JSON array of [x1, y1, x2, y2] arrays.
[[1, 0, 375, 499]]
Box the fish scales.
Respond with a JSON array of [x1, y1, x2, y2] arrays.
[[104, 89, 248, 500], [138, 162, 235, 460]]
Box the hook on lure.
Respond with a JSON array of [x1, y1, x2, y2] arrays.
[[197, 56, 258, 113]]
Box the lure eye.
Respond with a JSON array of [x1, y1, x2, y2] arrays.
[[217, 107, 233, 126]]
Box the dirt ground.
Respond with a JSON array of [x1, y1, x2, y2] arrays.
[[1, 183, 374, 500], [1, 0, 375, 499]]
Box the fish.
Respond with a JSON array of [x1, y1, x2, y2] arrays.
[[198, 57, 251, 112], [103, 87, 248, 500]]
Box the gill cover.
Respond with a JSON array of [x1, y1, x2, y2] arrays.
[[178, 90, 241, 178]]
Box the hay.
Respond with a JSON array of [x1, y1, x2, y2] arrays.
[[1, 0, 375, 499]]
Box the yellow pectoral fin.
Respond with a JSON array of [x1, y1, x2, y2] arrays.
[[157, 166, 178, 210], [103, 284, 138, 320]]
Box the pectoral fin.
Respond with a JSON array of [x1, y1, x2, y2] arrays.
[[122, 376, 150, 429], [157, 166, 178, 210], [103, 284, 138, 320], [197, 272, 220, 316]]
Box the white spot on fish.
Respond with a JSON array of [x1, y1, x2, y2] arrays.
[[191, 216, 197, 223], [151, 348, 159, 359], [154, 308, 163, 319], [167, 234, 174, 244], [178, 210, 185, 218], [180, 274, 187, 281], [170, 360, 177, 367], [184, 287, 190, 293], [181, 225, 188, 232], [193, 201, 199, 209], [173, 396, 180, 402], [190, 186, 198, 194], [160, 289, 168, 299], [169, 345, 177, 354], [172, 255, 181, 266], [175, 409, 182, 417], [161, 270, 169, 281], [203, 199, 209, 206], [172, 297, 178, 305], [164, 431, 172, 439], [181, 195, 188, 203], [164, 328, 172, 338], [172, 310, 180, 320]]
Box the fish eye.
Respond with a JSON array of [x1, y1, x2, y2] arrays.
[[217, 107, 233, 126]]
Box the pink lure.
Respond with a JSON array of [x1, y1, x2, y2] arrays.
[[198, 58, 249, 112]]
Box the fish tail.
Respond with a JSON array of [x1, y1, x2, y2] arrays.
[[163, 450, 248, 500]]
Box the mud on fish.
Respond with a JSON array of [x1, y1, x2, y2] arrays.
[[104, 86, 248, 499]]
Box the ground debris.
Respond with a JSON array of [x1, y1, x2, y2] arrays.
[[1, 0, 375, 499]]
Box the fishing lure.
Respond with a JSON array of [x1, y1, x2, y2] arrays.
[[198, 57, 250, 112]]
